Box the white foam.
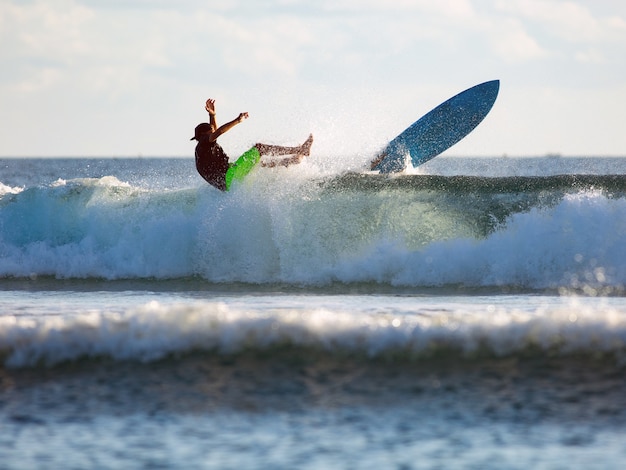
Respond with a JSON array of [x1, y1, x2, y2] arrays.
[[0, 182, 23, 196], [1, 177, 625, 290], [2, 298, 626, 367], [331, 191, 626, 289]]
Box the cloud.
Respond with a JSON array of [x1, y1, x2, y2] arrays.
[[487, 17, 549, 62], [495, 0, 626, 43], [0, 1, 94, 57], [1, 0, 625, 156], [0, 1, 93, 91]]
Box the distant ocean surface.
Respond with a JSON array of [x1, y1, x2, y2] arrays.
[[2, 155, 626, 469]]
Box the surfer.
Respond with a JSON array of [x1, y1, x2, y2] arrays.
[[191, 98, 313, 191]]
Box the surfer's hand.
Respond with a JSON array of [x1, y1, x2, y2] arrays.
[[370, 152, 386, 170], [205, 99, 216, 115], [237, 112, 249, 122]]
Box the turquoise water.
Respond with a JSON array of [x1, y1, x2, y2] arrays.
[[1, 156, 626, 468]]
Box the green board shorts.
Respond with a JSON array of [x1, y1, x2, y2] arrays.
[[224, 147, 261, 191]]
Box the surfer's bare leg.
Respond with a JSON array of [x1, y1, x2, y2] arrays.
[[261, 155, 297, 168], [259, 134, 313, 168]]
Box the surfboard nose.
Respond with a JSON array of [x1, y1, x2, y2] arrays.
[[373, 80, 500, 174]]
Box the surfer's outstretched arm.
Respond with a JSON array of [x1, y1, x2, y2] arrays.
[[211, 113, 248, 141], [204, 98, 248, 141]]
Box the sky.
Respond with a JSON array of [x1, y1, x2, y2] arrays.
[[1, 0, 625, 159]]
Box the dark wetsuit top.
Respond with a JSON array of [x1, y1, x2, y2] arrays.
[[195, 138, 230, 191]]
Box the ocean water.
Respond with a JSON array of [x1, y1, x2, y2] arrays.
[[1, 155, 626, 468]]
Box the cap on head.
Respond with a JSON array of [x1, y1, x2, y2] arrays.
[[190, 122, 211, 141]]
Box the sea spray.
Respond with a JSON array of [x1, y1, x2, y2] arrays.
[[1, 172, 626, 290]]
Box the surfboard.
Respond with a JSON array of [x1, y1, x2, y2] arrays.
[[371, 80, 500, 173]]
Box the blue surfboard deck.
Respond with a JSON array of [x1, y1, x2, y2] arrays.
[[372, 80, 500, 173]]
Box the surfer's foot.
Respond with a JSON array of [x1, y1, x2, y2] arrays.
[[286, 134, 313, 164], [299, 134, 314, 157]]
